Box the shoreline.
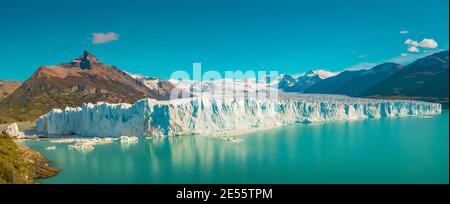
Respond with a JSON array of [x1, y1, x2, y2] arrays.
[[6, 110, 448, 184], [11, 112, 449, 184], [0, 133, 58, 184]]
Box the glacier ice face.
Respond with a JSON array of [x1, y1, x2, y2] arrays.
[[36, 94, 442, 137]]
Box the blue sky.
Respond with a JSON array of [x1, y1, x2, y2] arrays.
[[0, 0, 448, 80]]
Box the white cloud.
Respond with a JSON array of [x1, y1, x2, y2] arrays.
[[92, 32, 120, 44], [407, 46, 420, 53], [400, 53, 407, 57], [405, 39, 419, 47], [405, 38, 438, 50], [418, 38, 438, 48], [400, 30, 409, 34]]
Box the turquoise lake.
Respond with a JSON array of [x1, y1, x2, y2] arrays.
[[22, 111, 449, 184]]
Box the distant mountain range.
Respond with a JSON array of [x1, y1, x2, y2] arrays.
[[271, 70, 339, 92], [0, 50, 448, 123], [361, 51, 449, 99], [305, 63, 403, 96], [304, 50, 448, 106]]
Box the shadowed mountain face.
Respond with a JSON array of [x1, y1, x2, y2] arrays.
[[305, 63, 403, 96], [0, 80, 22, 101], [361, 51, 449, 98], [0, 51, 173, 123]]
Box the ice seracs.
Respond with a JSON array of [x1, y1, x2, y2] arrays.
[[2, 123, 26, 139], [36, 94, 442, 138]]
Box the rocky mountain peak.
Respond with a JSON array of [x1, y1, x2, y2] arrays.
[[66, 51, 100, 69]]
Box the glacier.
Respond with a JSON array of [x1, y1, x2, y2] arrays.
[[36, 94, 442, 137]]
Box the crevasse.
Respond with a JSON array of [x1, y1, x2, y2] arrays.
[[36, 94, 442, 137]]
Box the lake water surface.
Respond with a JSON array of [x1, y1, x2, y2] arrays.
[[22, 112, 449, 184]]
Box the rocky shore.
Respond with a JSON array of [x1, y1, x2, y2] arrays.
[[0, 125, 57, 184]]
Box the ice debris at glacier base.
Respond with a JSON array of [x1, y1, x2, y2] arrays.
[[36, 94, 442, 138], [2, 123, 26, 139], [46, 146, 56, 151], [218, 136, 242, 143], [65, 137, 118, 151], [119, 136, 139, 144]]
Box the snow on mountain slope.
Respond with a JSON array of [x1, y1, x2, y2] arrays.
[[126, 73, 176, 97], [168, 78, 277, 97], [273, 70, 339, 92], [127, 73, 161, 89], [36, 94, 441, 137], [127, 69, 337, 97], [307, 70, 339, 79]]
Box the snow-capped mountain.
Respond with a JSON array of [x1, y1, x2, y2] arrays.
[[298, 69, 339, 79], [127, 73, 176, 97], [268, 70, 339, 92], [168, 78, 278, 97], [128, 69, 338, 97], [305, 63, 403, 96]]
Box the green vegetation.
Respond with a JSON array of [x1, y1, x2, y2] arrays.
[[0, 133, 57, 184]]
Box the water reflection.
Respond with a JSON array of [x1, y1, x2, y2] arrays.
[[20, 112, 449, 184]]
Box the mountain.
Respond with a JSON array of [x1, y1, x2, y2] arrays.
[[268, 70, 338, 92], [283, 70, 338, 92], [0, 51, 172, 123], [305, 63, 402, 96], [275, 74, 297, 90], [168, 78, 277, 97], [301, 69, 339, 79], [0, 80, 22, 101], [127, 74, 176, 97], [165, 70, 333, 96], [362, 51, 449, 101]]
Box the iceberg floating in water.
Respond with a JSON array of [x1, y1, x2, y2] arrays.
[[45, 146, 56, 151], [119, 136, 139, 144], [66, 137, 118, 151], [36, 94, 442, 138]]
